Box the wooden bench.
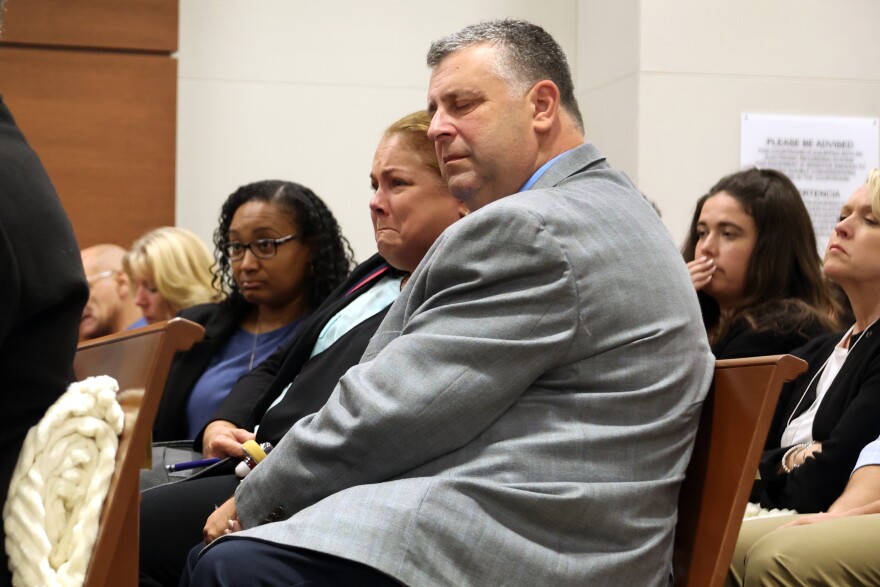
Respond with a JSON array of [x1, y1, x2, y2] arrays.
[[673, 354, 808, 587], [75, 318, 204, 587], [73, 333, 801, 585]]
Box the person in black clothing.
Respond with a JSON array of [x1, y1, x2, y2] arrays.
[[755, 169, 880, 513], [0, 96, 88, 586], [139, 110, 468, 587], [682, 168, 838, 359], [152, 180, 354, 442]]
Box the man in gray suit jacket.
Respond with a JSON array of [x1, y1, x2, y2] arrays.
[[186, 19, 714, 587]]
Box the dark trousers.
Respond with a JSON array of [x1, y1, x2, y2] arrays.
[[139, 474, 240, 587], [181, 538, 403, 587]]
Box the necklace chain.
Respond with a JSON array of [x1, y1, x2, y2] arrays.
[[248, 315, 261, 370], [786, 317, 879, 429]]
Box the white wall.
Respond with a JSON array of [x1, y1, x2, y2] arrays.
[[178, 1, 880, 259], [579, 0, 880, 249], [176, 1, 577, 262], [576, 0, 640, 181]]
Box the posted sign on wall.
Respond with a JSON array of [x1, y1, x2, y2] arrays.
[[741, 113, 879, 252]]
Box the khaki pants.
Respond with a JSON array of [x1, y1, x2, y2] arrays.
[[727, 513, 880, 586]]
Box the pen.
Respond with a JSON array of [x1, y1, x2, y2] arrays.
[[166, 457, 221, 472]]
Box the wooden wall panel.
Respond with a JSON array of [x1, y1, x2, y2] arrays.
[[0, 46, 177, 248], [0, 0, 178, 249], [1, 0, 177, 52]]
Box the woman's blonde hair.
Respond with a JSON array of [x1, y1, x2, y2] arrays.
[[124, 227, 222, 312], [382, 110, 440, 176], [867, 168, 880, 218]]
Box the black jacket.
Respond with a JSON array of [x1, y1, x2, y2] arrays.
[[0, 97, 88, 582], [712, 316, 829, 359], [759, 322, 880, 512], [194, 254, 395, 450], [700, 293, 832, 359]]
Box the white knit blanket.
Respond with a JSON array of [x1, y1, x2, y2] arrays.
[[3, 376, 123, 587], [743, 501, 797, 519]]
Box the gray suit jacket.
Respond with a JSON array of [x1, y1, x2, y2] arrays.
[[229, 143, 714, 586]]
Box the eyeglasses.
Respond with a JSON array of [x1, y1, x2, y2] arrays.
[[222, 234, 298, 261], [86, 269, 115, 286]]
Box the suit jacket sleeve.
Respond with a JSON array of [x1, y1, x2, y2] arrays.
[[235, 206, 580, 527]]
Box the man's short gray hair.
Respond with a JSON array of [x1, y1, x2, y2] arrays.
[[427, 19, 583, 133]]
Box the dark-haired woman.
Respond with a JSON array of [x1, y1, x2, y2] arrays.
[[153, 181, 354, 441], [682, 168, 838, 359]]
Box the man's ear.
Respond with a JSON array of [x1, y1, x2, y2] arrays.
[[529, 80, 560, 134], [115, 270, 131, 298]]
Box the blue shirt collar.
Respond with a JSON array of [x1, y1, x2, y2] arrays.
[[518, 149, 574, 192]]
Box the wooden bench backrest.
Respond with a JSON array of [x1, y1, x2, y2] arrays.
[[75, 318, 204, 587], [673, 354, 807, 587]]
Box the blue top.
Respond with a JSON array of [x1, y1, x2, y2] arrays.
[[185, 319, 301, 439], [855, 434, 880, 472], [128, 316, 148, 330], [311, 275, 402, 358]]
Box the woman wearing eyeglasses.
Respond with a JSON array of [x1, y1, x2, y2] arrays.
[[153, 181, 354, 441], [139, 111, 468, 587]]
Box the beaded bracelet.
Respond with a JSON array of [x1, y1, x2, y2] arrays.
[[781, 441, 812, 473]]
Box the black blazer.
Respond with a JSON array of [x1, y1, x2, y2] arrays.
[[194, 254, 394, 450], [700, 292, 832, 359], [153, 301, 251, 441], [0, 97, 88, 580], [712, 316, 829, 359], [758, 322, 880, 512]]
